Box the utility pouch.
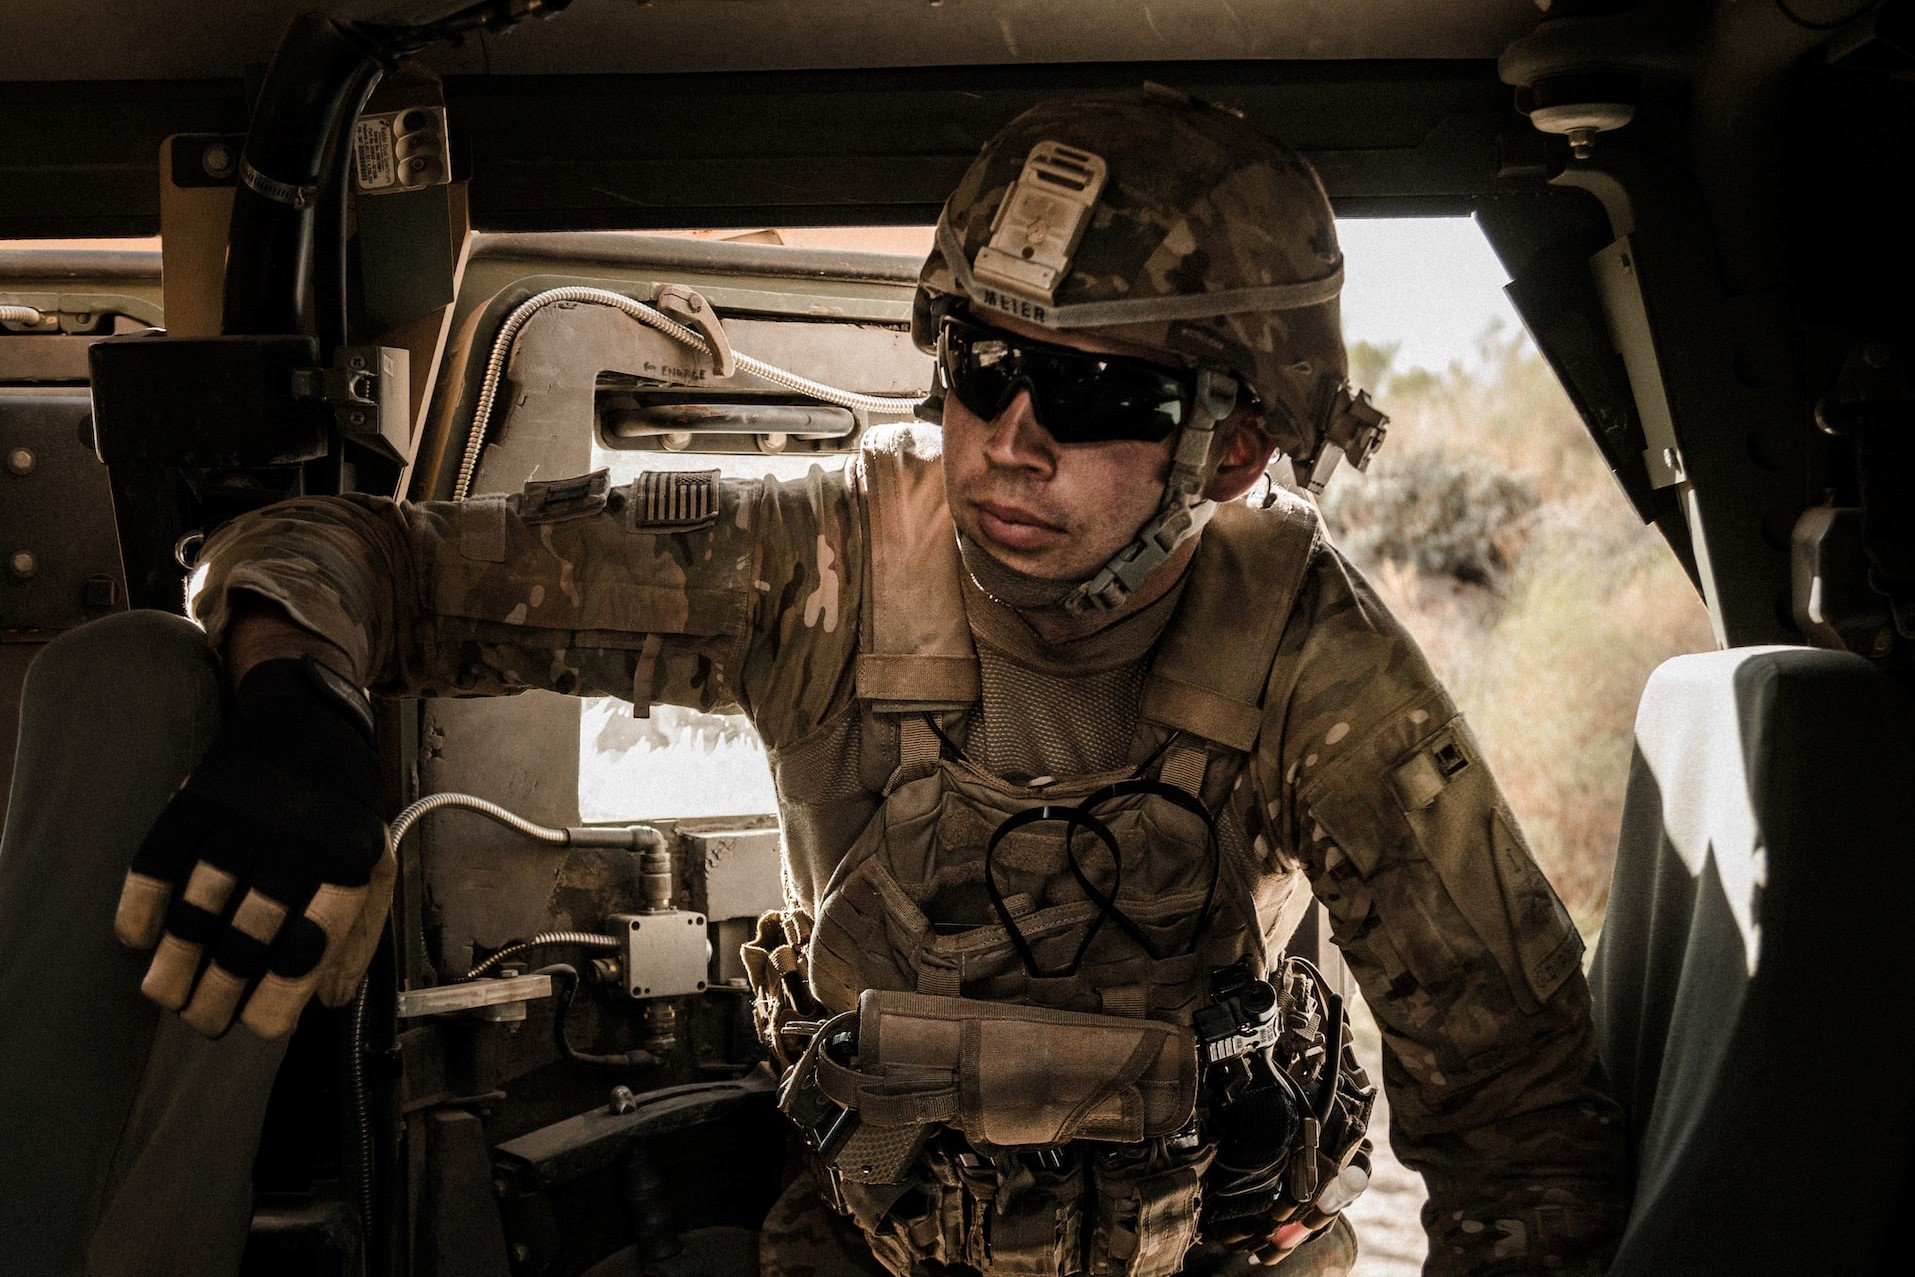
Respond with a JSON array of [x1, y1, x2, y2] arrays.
[[814, 989, 1197, 1151], [967, 1154, 1085, 1276], [1087, 1142, 1212, 1277], [741, 908, 818, 1073]]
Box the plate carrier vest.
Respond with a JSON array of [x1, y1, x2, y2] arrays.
[[743, 427, 1368, 1275]]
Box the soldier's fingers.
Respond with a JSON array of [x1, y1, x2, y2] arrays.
[[316, 848, 395, 1008], [210, 887, 290, 980], [115, 871, 174, 950], [133, 859, 244, 1000], [238, 968, 318, 1042], [179, 963, 250, 1038], [182, 885, 288, 1036], [118, 793, 248, 948], [241, 885, 362, 1040], [115, 799, 217, 948], [140, 930, 207, 1011], [160, 861, 241, 946]]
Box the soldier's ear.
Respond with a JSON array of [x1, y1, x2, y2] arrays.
[[1203, 412, 1278, 502]]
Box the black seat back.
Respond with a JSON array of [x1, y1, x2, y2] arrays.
[[1593, 647, 1915, 1276]]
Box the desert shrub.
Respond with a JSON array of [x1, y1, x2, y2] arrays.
[[1323, 450, 1541, 588]]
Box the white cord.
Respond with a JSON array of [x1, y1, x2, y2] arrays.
[[0, 304, 48, 326], [453, 286, 924, 500]]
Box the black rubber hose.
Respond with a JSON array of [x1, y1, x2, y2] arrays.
[[221, 11, 385, 336], [311, 73, 380, 355], [537, 964, 660, 1071]]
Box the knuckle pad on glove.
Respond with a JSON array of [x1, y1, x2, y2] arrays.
[[210, 928, 275, 984], [163, 899, 225, 948], [182, 861, 239, 912], [230, 888, 289, 941]]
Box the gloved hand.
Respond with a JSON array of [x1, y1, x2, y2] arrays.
[[115, 655, 393, 1040], [1208, 1207, 1329, 1266]]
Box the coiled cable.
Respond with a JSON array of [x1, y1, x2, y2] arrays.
[[452, 285, 924, 500]]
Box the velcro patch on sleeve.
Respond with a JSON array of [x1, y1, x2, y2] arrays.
[[629, 468, 720, 531], [458, 494, 509, 562], [1388, 726, 1473, 811], [520, 469, 610, 523]]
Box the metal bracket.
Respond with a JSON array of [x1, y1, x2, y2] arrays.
[[395, 972, 554, 1020], [0, 290, 162, 333], [973, 140, 1108, 305], [291, 344, 411, 462], [1590, 236, 1687, 490]]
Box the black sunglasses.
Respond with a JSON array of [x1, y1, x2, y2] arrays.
[[937, 314, 1197, 444]]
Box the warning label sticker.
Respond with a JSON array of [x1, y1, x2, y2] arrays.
[[354, 116, 397, 191]]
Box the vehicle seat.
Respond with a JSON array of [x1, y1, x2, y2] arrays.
[[1591, 646, 1915, 1276]]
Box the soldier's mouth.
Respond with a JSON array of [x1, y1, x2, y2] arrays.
[[972, 499, 1067, 552]]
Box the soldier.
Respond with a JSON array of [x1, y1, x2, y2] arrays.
[[0, 88, 1627, 1275]]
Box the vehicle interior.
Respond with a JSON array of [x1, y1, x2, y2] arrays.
[[3, 2, 1913, 1274]]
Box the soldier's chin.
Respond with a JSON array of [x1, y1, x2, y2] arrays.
[[954, 531, 1083, 610]]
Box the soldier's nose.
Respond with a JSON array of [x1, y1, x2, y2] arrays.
[[983, 388, 1055, 470]]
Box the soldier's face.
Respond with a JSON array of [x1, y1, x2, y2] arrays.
[[941, 315, 1177, 583]]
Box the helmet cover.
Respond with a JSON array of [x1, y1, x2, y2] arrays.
[[916, 85, 1351, 462]]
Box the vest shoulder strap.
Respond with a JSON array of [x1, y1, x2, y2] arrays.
[[854, 425, 980, 710], [1141, 491, 1320, 754]]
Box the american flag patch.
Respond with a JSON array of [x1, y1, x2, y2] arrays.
[[631, 469, 719, 530]]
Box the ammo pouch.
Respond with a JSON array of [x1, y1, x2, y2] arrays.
[[779, 989, 1204, 1276]]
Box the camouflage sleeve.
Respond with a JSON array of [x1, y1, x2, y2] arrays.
[[192, 464, 864, 748], [1253, 544, 1628, 1276]]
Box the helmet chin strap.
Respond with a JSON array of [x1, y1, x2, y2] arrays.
[[1059, 365, 1238, 615], [953, 366, 1239, 617]]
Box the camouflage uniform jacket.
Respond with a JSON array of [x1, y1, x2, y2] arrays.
[[193, 432, 1627, 1276]]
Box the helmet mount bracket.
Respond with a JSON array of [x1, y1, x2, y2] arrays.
[[972, 141, 1108, 311]]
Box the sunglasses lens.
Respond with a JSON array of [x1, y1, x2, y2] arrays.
[[941, 319, 1189, 444]]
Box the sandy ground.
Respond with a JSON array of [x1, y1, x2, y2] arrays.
[[1340, 995, 1429, 1277]]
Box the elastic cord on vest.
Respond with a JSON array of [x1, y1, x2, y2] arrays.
[[984, 804, 1124, 979], [981, 774, 1222, 982], [1069, 776, 1222, 959]]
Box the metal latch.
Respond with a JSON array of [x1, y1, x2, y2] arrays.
[[290, 344, 411, 460], [655, 285, 735, 378]]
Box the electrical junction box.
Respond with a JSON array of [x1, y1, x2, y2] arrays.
[[610, 910, 710, 999]]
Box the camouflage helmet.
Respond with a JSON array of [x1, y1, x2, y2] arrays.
[[915, 84, 1385, 489]]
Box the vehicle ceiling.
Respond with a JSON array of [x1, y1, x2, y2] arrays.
[[0, 0, 1617, 234], [8, 0, 1912, 658], [2, 1, 1545, 80]]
